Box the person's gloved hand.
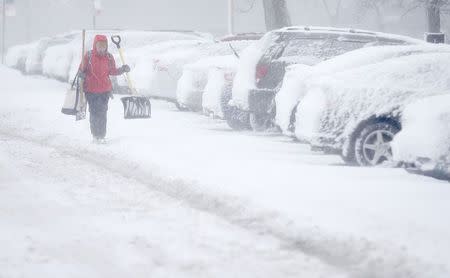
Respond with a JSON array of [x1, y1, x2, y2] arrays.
[[120, 65, 131, 73]]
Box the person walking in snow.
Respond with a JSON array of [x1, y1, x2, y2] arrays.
[[80, 34, 130, 143]]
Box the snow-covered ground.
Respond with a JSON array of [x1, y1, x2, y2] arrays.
[[1, 66, 449, 278]]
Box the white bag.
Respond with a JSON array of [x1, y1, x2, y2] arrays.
[[61, 76, 87, 120]]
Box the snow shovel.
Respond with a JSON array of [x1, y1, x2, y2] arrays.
[[111, 35, 151, 119]]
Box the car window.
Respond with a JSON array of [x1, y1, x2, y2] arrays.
[[280, 38, 330, 58], [324, 39, 369, 59]]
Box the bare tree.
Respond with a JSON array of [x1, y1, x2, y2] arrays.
[[417, 0, 450, 32], [358, 0, 450, 33], [322, 0, 343, 25], [262, 0, 292, 31]]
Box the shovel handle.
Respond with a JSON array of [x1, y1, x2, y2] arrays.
[[111, 35, 121, 49]]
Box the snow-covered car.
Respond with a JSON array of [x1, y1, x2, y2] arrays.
[[5, 41, 41, 72], [176, 55, 239, 112], [275, 44, 448, 137], [136, 39, 258, 109], [42, 30, 212, 83], [176, 35, 262, 111], [24, 33, 78, 75], [202, 63, 237, 119], [392, 94, 450, 179], [228, 26, 423, 131], [295, 52, 450, 166], [116, 39, 211, 95]]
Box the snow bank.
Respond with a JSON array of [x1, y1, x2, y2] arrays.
[[275, 44, 450, 134], [393, 94, 450, 165], [295, 52, 450, 151]]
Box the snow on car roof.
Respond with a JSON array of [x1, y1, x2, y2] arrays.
[[311, 51, 450, 93], [307, 43, 450, 76], [183, 55, 238, 71], [277, 26, 425, 44]]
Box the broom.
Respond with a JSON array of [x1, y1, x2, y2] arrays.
[[76, 29, 88, 121], [111, 35, 151, 119]]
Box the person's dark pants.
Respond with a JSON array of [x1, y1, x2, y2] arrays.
[[85, 92, 110, 139]]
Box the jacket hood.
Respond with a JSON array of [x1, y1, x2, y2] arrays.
[[93, 34, 108, 55]]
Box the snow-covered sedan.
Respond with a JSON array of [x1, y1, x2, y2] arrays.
[[176, 55, 238, 112], [202, 62, 237, 119], [295, 51, 450, 166], [137, 39, 259, 109], [176, 36, 261, 112], [6, 42, 39, 72], [392, 94, 450, 179], [275, 44, 447, 137], [24, 33, 78, 75], [228, 26, 423, 131]]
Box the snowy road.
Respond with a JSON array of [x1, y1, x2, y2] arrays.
[[0, 134, 347, 278], [1, 66, 449, 277]]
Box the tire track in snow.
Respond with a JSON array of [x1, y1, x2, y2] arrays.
[[1, 133, 346, 278], [0, 127, 445, 278]]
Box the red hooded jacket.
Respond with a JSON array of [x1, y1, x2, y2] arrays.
[[80, 35, 122, 93]]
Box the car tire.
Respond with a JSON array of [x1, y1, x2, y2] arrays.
[[249, 112, 271, 132], [221, 88, 251, 130], [175, 101, 189, 111], [354, 121, 400, 166], [225, 108, 251, 130]]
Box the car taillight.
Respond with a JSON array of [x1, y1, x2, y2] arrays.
[[152, 59, 168, 72], [255, 64, 269, 83]]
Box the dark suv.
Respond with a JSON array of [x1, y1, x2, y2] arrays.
[[228, 26, 421, 131]]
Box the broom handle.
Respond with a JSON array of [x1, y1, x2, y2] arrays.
[[80, 29, 86, 105]]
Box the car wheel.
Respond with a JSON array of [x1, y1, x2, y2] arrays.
[[225, 108, 251, 130], [249, 112, 271, 132], [354, 122, 400, 166]]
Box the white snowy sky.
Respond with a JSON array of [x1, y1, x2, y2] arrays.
[[2, 0, 449, 47]]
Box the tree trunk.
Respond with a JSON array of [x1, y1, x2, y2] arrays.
[[262, 0, 292, 31], [427, 0, 441, 33]]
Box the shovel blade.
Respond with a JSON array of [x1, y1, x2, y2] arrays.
[[121, 96, 151, 119]]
